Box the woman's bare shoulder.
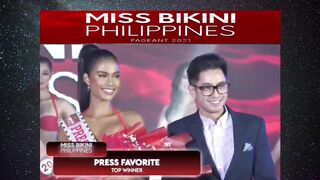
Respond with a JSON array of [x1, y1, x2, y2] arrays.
[[120, 110, 144, 127], [56, 98, 76, 115]]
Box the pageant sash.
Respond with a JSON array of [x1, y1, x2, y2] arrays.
[[59, 112, 97, 142]]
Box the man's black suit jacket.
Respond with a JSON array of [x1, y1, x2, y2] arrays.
[[167, 108, 276, 180]]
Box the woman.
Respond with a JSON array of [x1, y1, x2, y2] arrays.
[[59, 45, 144, 143], [56, 46, 192, 180], [40, 56, 76, 144], [40, 56, 76, 180], [157, 63, 197, 128]]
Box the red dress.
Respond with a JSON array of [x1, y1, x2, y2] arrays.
[[100, 109, 192, 150]]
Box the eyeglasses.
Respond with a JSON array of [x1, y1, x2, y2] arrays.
[[192, 81, 230, 96]]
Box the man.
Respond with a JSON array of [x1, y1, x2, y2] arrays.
[[168, 54, 276, 180]]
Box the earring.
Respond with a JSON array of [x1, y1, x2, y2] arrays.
[[87, 86, 90, 91]]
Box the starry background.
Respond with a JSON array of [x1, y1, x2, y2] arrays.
[[0, 0, 319, 179]]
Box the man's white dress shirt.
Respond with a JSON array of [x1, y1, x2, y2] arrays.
[[200, 106, 234, 180]]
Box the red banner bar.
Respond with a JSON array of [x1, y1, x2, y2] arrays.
[[53, 150, 201, 176], [40, 11, 280, 44]]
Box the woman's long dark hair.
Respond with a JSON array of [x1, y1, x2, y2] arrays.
[[165, 63, 189, 120], [78, 45, 118, 112], [40, 56, 52, 71]]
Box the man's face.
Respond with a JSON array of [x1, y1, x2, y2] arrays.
[[189, 68, 228, 118]]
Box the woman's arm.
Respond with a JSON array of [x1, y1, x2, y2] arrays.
[[58, 98, 77, 117], [57, 99, 76, 141], [58, 126, 69, 141]]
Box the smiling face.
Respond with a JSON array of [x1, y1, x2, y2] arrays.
[[40, 62, 52, 90], [189, 68, 228, 119], [84, 58, 120, 102]]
